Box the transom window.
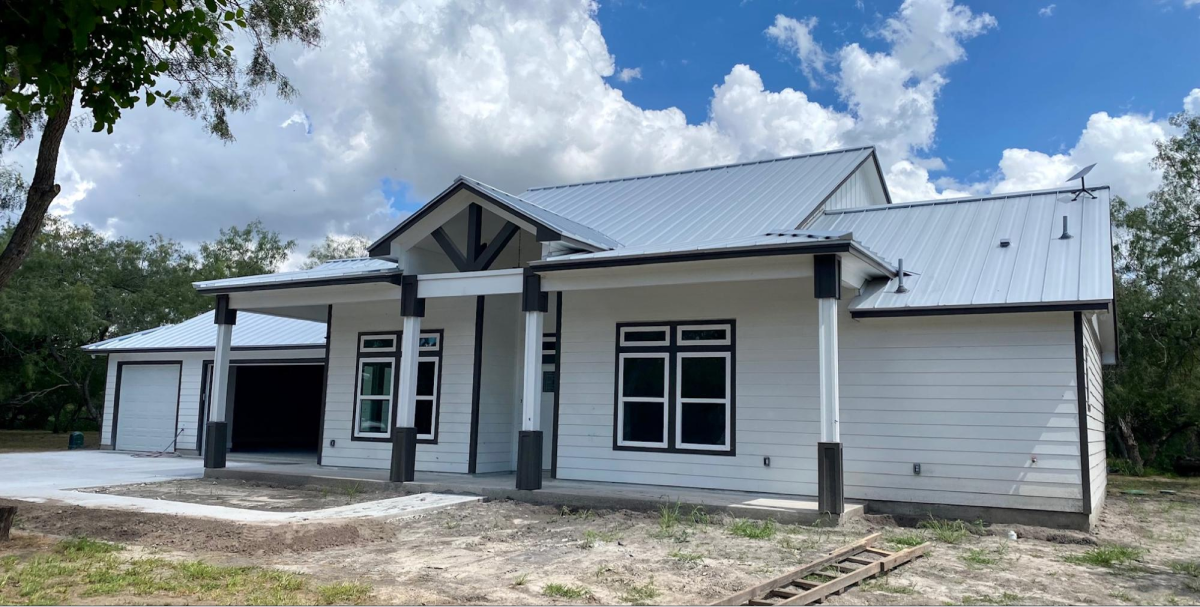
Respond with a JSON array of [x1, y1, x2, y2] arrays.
[[352, 330, 444, 442], [614, 321, 735, 455]]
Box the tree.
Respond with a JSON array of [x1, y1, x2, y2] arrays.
[[0, 219, 293, 430], [1107, 111, 1200, 473], [0, 0, 323, 291], [302, 234, 369, 269]]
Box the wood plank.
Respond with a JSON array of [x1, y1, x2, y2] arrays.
[[710, 534, 881, 606], [776, 561, 883, 606], [769, 589, 798, 598], [879, 543, 929, 571], [844, 556, 875, 566], [863, 548, 892, 557]]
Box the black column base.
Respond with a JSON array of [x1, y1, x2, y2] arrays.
[[818, 441, 844, 516], [516, 430, 543, 490], [390, 427, 417, 483], [204, 421, 227, 469]]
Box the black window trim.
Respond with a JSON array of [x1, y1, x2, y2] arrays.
[[351, 328, 444, 444], [612, 319, 736, 457]]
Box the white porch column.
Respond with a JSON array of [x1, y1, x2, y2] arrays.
[[205, 295, 236, 469], [813, 255, 844, 516], [391, 275, 424, 483], [521, 310, 545, 431], [516, 270, 548, 490]]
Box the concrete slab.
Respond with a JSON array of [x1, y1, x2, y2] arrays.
[[208, 460, 864, 525], [0, 451, 478, 524]]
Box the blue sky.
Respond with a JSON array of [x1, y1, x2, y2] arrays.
[[598, 0, 1200, 187]]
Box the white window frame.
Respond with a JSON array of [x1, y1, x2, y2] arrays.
[[418, 334, 440, 352], [616, 352, 669, 449], [619, 326, 670, 347], [354, 356, 395, 439], [675, 351, 732, 452], [359, 334, 397, 353], [677, 324, 732, 346], [414, 355, 439, 440]]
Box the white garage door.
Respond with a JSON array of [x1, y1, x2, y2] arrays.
[[115, 364, 181, 452]]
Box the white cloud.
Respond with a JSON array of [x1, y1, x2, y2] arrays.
[[1185, 88, 1200, 114], [1038, 4, 1056, 17], [4, 0, 1183, 256], [616, 67, 642, 83], [765, 15, 829, 86]]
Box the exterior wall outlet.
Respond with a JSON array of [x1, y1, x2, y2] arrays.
[[330, 439, 336, 447], [763, 457, 771, 467], [913, 463, 921, 475]]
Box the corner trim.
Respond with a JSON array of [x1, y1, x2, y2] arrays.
[[551, 291, 563, 479], [468, 295, 485, 474], [317, 304, 333, 465], [1074, 311, 1093, 516]]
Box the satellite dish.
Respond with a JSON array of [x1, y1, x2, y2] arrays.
[[1066, 163, 1098, 201]]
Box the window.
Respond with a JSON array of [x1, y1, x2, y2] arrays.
[[353, 330, 443, 442], [355, 357, 393, 438], [614, 321, 735, 455]]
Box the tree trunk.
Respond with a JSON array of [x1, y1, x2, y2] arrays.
[[1117, 416, 1144, 475], [0, 85, 76, 291], [0, 506, 14, 541]]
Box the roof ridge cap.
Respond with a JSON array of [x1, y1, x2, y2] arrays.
[[824, 185, 1112, 215], [523, 146, 876, 192]]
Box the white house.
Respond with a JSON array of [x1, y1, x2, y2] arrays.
[[90, 146, 1115, 529]]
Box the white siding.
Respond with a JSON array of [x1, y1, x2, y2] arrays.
[[319, 297, 476, 471], [820, 162, 888, 212], [1082, 315, 1107, 522], [475, 294, 519, 473], [556, 279, 1086, 513], [841, 311, 1084, 513]]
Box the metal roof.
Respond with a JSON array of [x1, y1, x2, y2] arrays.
[[811, 186, 1114, 312], [519, 146, 876, 248], [83, 311, 325, 353], [193, 257, 400, 293], [456, 176, 622, 249]]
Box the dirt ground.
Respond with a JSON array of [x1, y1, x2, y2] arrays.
[[82, 478, 407, 512], [4, 476, 1200, 605]]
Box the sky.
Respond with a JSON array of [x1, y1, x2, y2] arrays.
[[6, 0, 1200, 266]]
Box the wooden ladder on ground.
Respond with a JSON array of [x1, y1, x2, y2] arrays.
[[711, 533, 928, 606]]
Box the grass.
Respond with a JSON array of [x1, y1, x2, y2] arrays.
[[1170, 560, 1200, 577], [886, 531, 927, 548], [728, 518, 776, 540], [1062, 544, 1145, 568], [657, 501, 681, 532], [560, 506, 597, 521], [916, 518, 980, 544], [961, 547, 1002, 567], [0, 537, 373, 606], [668, 550, 703, 565], [861, 576, 916, 595], [581, 529, 620, 548], [0, 430, 100, 453], [960, 591, 1021, 605], [512, 573, 531, 586], [619, 581, 660, 604], [542, 583, 592, 600]]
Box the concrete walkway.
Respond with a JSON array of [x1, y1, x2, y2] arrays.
[[0, 451, 478, 523]]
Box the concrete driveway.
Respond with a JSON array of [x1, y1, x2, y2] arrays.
[[0, 450, 478, 523]]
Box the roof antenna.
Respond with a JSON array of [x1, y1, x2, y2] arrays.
[[1059, 216, 1072, 240], [895, 258, 908, 294], [1066, 164, 1098, 201]]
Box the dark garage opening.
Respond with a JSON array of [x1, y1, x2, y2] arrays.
[[229, 364, 323, 454]]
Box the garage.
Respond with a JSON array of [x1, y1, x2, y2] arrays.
[[199, 360, 325, 459], [85, 310, 328, 457], [112, 363, 182, 452]]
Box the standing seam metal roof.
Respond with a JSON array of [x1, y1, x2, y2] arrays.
[[811, 187, 1114, 310], [83, 310, 326, 352], [519, 147, 875, 248]]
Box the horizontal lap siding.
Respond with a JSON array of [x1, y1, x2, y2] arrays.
[[475, 294, 519, 473], [557, 280, 819, 496], [841, 312, 1084, 512], [1083, 317, 1107, 521], [320, 298, 475, 472]]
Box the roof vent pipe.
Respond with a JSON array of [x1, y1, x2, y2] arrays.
[[895, 258, 908, 294], [1059, 216, 1072, 240]]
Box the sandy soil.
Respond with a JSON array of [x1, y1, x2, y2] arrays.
[[81, 478, 407, 512], [4, 476, 1200, 605]]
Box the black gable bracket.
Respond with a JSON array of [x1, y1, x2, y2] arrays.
[[473, 222, 520, 271], [431, 228, 470, 272]]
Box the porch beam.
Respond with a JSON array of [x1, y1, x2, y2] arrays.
[[205, 295, 236, 469], [814, 254, 844, 516]]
